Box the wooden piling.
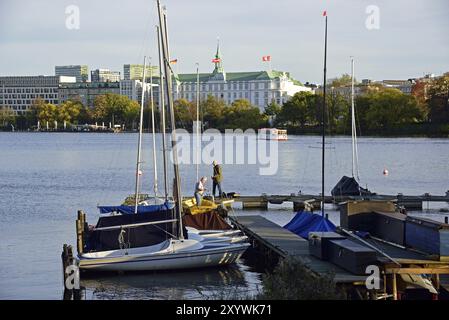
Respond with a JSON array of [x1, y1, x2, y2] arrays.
[[76, 217, 84, 255], [392, 273, 398, 301], [61, 244, 73, 300], [61, 244, 82, 300]]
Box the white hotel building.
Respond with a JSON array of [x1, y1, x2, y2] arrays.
[[171, 44, 312, 110]]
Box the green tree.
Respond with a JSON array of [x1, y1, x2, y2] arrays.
[[222, 99, 266, 130], [362, 88, 424, 130], [200, 95, 226, 129], [30, 98, 58, 125], [0, 106, 15, 129], [277, 91, 314, 128], [328, 92, 350, 133], [174, 98, 196, 129], [93, 93, 140, 129], [330, 74, 354, 88], [57, 100, 87, 124], [264, 102, 281, 126], [428, 73, 449, 124]]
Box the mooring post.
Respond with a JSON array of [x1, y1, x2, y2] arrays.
[[61, 244, 73, 300], [76, 210, 84, 255], [392, 273, 397, 301]]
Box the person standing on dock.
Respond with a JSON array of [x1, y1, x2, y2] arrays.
[[211, 160, 223, 198], [194, 176, 207, 207]]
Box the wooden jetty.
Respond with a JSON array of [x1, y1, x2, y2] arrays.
[[230, 192, 449, 210], [229, 214, 449, 300], [229, 215, 367, 284]]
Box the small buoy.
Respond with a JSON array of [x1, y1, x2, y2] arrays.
[[383, 168, 389, 176]]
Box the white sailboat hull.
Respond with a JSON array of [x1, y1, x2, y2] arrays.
[[78, 239, 249, 272]]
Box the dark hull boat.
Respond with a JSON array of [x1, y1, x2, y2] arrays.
[[78, 207, 249, 272], [71, 0, 249, 273], [331, 175, 374, 197]]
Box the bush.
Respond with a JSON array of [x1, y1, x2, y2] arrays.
[[258, 258, 345, 300]]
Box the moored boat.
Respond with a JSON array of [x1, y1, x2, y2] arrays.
[[69, 0, 249, 273]]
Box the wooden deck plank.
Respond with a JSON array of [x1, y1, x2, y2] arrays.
[[230, 215, 368, 283]]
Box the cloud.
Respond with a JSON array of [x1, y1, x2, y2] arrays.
[[0, 0, 448, 82]]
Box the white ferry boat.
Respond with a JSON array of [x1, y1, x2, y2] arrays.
[[258, 128, 288, 141]]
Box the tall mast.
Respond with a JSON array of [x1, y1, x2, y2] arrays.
[[157, 0, 184, 239], [196, 62, 200, 182], [350, 57, 360, 181], [321, 12, 328, 217], [134, 56, 147, 213], [149, 58, 159, 199], [157, 25, 169, 200]]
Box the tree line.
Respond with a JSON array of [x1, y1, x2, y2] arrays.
[[1, 72, 448, 136]]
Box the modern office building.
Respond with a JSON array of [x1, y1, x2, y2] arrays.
[[123, 64, 159, 81], [0, 76, 76, 115], [58, 82, 120, 107], [91, 69, 121, 82], [55, 65, 89, 82]]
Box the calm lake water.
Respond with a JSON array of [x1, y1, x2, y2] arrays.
[[1, 132, 448, 299]]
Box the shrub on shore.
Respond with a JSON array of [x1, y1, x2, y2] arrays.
[[258, 258, 345, 300]]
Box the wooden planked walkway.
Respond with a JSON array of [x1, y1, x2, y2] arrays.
[[229, 215, 367, 284], [231, 193, 449, 210]]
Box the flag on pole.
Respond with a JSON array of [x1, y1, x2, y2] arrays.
[[262, 55, 271, 62], [170, 59, 178, 64], [212, 58, 221, 63], [323, 10, 327, 16]]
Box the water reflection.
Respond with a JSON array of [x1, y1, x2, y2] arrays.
[[81, 261, 261, 300]]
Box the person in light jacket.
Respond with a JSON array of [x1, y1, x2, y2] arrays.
[[194, 176, 207, 207]]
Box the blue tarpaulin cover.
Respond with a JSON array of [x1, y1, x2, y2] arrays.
[[284, 210, 337, 239], [98, 202, 174, 215]]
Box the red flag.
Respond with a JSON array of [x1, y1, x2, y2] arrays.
[[212, 58, 221, 63], [262, 55, 271, 62], [323, 10, 327, 16]]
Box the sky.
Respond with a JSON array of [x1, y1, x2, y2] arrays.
[[0, 0, 448, 84]]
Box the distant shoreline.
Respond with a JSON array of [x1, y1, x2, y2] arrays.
[[1, 129, 448, 138]]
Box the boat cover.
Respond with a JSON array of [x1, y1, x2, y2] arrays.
[[331, 175, 374, 197], [284, 211, 336, 239], [85, 208, 186, 252], [183, 211, 231, 230], [98, 202, 174, 215]]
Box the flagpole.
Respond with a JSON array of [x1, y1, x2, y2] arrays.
[[321, 12, 328, 218]]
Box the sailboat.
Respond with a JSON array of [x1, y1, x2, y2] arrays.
[[75, 0, 249, 272], [107, 26, 233, 231], [180, 58, 234, 218], [331, 57, 374, 198], [284, 10, 336, 239]]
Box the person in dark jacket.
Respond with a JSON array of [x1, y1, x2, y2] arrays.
[[211, 160, 223, 198]]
